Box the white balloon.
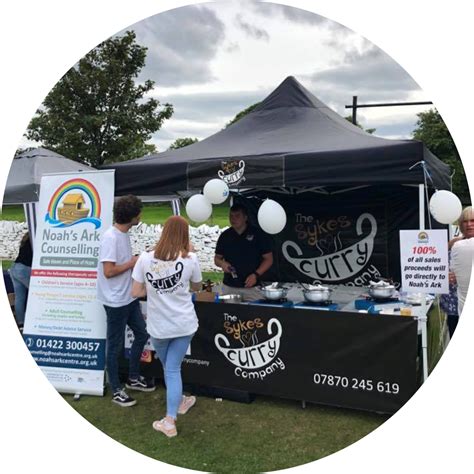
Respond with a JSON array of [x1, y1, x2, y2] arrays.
[[185, 194, 212, 223], [257, 199, 287, 234], [429, 190, 463, 224], [203, 179, 229, 204]]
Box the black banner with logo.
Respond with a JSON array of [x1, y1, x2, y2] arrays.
[[236, 186, 446, 287], [141, 302, 418, 414], [187, 156, 285, 190]]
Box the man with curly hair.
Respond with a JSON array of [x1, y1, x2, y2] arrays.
[[97, 195, 155, 407]]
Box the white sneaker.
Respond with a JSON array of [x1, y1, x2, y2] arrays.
[[152, 418, 177, 438], [178, 395, 196, 415]]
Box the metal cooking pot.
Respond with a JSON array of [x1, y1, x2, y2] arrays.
[[218, 294, 242, 304], [260, 285, 289, 300], [368, 285, 396, 299], [302, 287, 332, 303]]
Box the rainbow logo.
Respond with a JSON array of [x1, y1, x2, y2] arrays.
[[417, 231, 429, 243], [45, 178, 102, 228]]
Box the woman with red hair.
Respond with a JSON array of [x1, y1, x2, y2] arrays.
[[132, 216, 202, 437]]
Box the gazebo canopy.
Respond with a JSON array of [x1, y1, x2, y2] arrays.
[[3, 147, 93, 204], [105, 76, 450, 195]]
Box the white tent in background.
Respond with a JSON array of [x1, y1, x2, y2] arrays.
[[2, 147, 94, 242]]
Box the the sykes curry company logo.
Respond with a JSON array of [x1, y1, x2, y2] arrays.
[[45, 178, 101, 228], [282, 212, 379, 285], [146, 261, 184, 294], [417, 231, 429, 243], [214, 312, 285, 380], [218, 160, 246, 186]]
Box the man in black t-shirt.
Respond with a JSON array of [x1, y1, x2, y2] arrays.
[[215, 204, 273, 301]]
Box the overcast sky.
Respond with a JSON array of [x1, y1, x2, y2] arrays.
[[119, 1, 432, 152], [26, 1, 432, 153]]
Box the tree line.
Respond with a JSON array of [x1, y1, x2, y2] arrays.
[[20, 31, 470, 204]]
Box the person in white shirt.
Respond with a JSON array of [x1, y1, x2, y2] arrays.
[[97, 195, 154, 408], [132, 215, 202, 438], [450, 207, 474, 317]]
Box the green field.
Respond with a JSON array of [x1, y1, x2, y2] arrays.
[[0, 205, 25, 222], [63, 302, 447, 472], [65, 390, 386, 472], [1, 202, 231, 228]]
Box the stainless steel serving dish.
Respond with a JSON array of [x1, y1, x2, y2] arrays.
[[260, 284, 289, 300], [368, 283, 396, 300], [302, 287, 332, 303], [218, 294, 243, 304]]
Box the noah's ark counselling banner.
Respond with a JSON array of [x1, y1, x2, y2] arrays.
[[23, 170, 114, 395]]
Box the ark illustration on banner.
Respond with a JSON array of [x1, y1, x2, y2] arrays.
[[45, 178, 102, 228], [282, 213, 378, 283]]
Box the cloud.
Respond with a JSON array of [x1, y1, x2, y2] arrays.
[[305, 44, 421, 109], [150, 89, 268, 123], [225, 42, 240, 53], [121, 5, 226, 87], [152, 119, 224, 151], [251, 2, 327, 25], [148, 88, 271, 150], [235, 14, 270, 41], [369, 122, 419, 140]]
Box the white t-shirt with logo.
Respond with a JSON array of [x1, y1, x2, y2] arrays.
[[132, 251, 202, 339], [97, 226, 135, 307]]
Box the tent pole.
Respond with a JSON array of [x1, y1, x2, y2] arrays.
[[171, 199, 181, 216], [418, 184, 425, 230], [23, 202, 38, 245], [418, 184, 429, 383]]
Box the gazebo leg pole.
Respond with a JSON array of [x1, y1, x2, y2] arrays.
[[418, 184, 429, 382], [23, 202, 38, 245]]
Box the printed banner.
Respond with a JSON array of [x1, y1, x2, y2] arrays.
[[237, 187, 430, 287], [140, 302, 418, 414], [23, 171, 114, 395], [187, 156, 284, 189], [399, 229, 449, 294]]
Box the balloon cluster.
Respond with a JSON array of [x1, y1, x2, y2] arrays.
[[185, 179, 287, 234], [187, 181, 461, 233], [186, 179, 229, 222]]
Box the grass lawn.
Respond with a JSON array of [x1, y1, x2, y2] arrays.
[[1, 202, 231, 228], [64, 390, 387, 472], [0, 205, 25, 222], [60, 306, 446, 471]]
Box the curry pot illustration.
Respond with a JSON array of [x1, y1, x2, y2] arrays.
[[214, 318, 282, 369], [146, 261, 184, 290], [282, 213, 377, 282], [218, 160, 246, 185]]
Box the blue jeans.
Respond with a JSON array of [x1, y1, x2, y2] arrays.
[[104, 299, 149, 393], [9, 263, 31, 325], [151, 334, 194, 419]]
